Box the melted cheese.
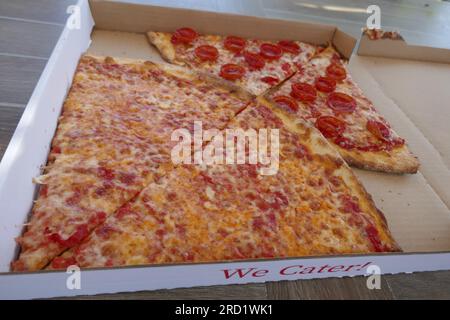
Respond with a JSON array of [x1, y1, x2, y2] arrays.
[[55, 100, 399, 269], [13, 55, 253, 271]]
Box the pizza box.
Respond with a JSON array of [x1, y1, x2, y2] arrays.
[[0, 0, 449, 299]]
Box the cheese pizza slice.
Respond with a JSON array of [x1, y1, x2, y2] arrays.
[[49, 98, 399, 270], [267, 46, 419, 173], [147, 27, 317, 96], [12, 55, 253, 271]]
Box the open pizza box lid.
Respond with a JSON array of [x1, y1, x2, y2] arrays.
[[0, 0, 449, 299]]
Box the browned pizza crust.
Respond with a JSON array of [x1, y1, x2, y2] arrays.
[[336, 144, 419, 174], [147, 31, 184, 65], [264, 94, 419, 175]]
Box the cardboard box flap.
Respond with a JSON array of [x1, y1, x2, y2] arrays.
[[89, 0, 340, 46], [352, 55, 450, 209], [332, 28, 356, 60], [358, 31, 450, 64], [0, 0, 95, 271], [345, 55, 450, 252]]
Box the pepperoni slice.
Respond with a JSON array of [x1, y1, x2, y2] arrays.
[[327, 92, 356, 113], [315, 76, 336, 93], [273, 95, 298, 113], [219, 64, 245, 80], [278, 40, 300, 54], [194, 45, 219, 61], [243, 51, 265, 70], [224, 36, 246, 53], [326, 63, 347, 81], [291, 83, 317, 103], [315, 116, 346, 138], [261, 76, 279, 85], [366, 120, 391, 141], [259, 43, 283, 60], [171, 27, 197, 44]]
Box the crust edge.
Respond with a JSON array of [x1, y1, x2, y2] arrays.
[[146, 31, 185, 66], [338, 145, 420, 175]]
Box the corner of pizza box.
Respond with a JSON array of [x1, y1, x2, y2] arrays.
[[331, 28, 357, 60], [357, 33, 450, 64]]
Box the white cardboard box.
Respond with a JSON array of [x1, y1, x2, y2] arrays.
[[0, 0, 449, 299]]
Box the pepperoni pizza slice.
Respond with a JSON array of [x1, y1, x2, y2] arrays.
[[147, 28, 317, 95], [49, 99, 399, 270], [12, 55, 253, 271], [268, 46, 419, 173]]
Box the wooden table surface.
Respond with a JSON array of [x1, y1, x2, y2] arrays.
[[1, 0, 450, 299]]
